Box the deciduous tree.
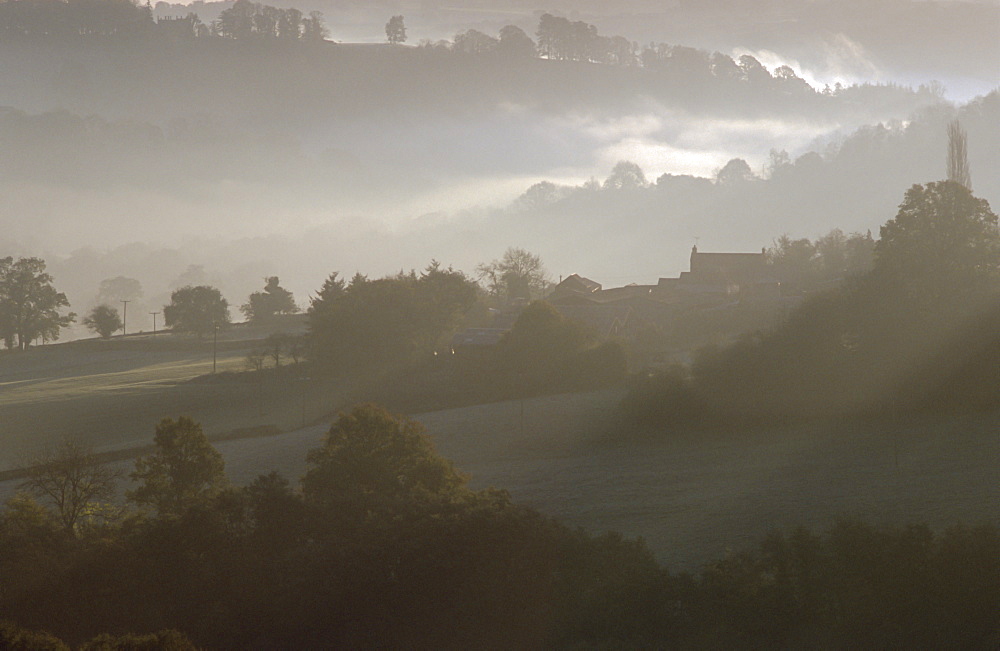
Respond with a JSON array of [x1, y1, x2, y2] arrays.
[[19, 439, 122, 533], [476, 247, 549, 301], [385, 15, 406, 44], [603, 160, 648, 190], [309, 264, 476, 373], [83, 304, 122, 339], [875, 180, 998, 304], [0, 257, 75, 350], [128, 416, 228, 517], [302, 404, 467, 509], [163, 285, 229, 336], [241, 276, 298, 323]]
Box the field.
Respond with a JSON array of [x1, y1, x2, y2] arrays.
[[38, 388, 989, 571], [0, 325, 344, 465], [1, 337, 997, 570]]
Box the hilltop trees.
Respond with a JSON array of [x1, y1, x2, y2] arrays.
[[385, 15, 406, 45], [603, 160, 648, 190], [212, 0, 326, 42], [163, 285, 229, 336], [875, 180, 998, 306], [0, 257, 75, 350], [83, 304, 123, 339], [241, 276, 298, 323], [497, 25, 536, 58], [476, 247, 549, 302], [0, 0, 154, 38]]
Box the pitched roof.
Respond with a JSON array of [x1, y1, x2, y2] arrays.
[[553, 273, 602, 294]]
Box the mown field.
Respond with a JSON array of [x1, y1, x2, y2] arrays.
[[0, 325, 344, 466]]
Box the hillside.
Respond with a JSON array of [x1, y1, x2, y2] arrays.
[[0, 322, 341, 463]]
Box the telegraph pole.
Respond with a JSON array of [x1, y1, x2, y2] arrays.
[[213, 323, 219, 373], [120, 300, 130, 337], [150, 311, 160, 335]]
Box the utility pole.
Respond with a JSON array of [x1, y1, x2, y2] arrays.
[[150, 311, 160, 335], [213, 323, 219, 373], [120, 300, 130, 337]]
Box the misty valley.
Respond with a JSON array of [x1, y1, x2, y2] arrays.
[[0, 0, 998, 648]]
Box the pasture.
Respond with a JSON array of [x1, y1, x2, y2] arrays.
[[113, 389, 1000, 569], [1, 335, 997, 570], [0, 327, 341, 465]]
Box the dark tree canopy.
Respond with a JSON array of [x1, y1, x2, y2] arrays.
[[385, 15, 405, 44], [241, 276, 299, 323], [875, 180, 998, 304], [83, 304, 123, 339], [309, 262, 477, 374], [163, 285, 230, 336], [302, 404, 467, 509], [497, 25, 536, 58], [128, 416, 227, 517], [0, 257, 75, 350]]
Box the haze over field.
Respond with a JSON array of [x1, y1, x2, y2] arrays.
[[0, 0, 997, 331], [1, 2, 999, 646]]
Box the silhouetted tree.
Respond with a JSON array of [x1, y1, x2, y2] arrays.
[[515, 181, 562, 211], [385, 15, 406, 45], [128, 416, 228, 517], [603, 160, 648, 190], [301, 11, 327, 42], [163, 285, 229, 336], [453, 29, 497, 54], [214, 0, 254, 39], [83, 304, 123, 339], [947, 120, 971, 190], [476, 247, 549, 301], [19, 439, 122, 533], [277, 7, 302, 40], [309, 263, 477, 373], [497, 25, 535, 58], [875, 180, 998, 305], [0, 257, 75, 350], [715, 158, 756, 185], [96, 276, 142, 305], [241, 276, 298, 323]]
